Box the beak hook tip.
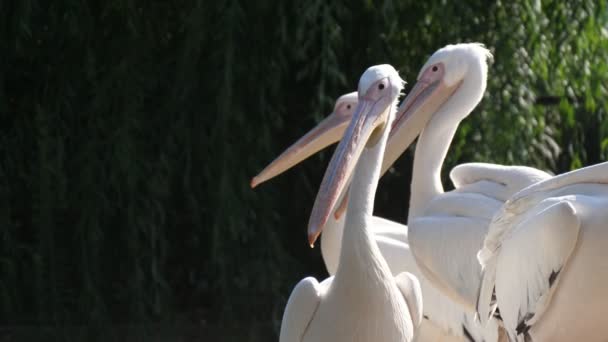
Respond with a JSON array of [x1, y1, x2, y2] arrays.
[[307, 230, 320, 248]]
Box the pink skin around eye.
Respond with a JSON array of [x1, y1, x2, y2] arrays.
[[336, 103, 354, 118], [362, 79, 389, 101], [419, 63, 445, 84]]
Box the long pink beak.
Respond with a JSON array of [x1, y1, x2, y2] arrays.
[[307, 98, 390, 246], [250, 93, 357, 188]]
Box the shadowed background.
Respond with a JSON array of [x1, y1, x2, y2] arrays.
[[0, 0, 607, 340]]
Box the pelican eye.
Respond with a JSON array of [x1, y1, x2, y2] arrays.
[[432, 66, 438, 72], [378, 83, 385, 90]]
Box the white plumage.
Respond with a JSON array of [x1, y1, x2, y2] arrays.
[[477, 161, 608, 341]]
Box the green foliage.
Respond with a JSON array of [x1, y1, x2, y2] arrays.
[[0, 0, 606, 339]]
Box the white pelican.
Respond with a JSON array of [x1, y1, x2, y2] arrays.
[[279, 64, 422, 342], [253, 92, 508, 341], [388, 43, 552, 313], [476, 161, 608, 341]]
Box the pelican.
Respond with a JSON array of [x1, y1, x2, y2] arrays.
[[476, 161, 608, 341], [253, 92, 505, 341], [379, 44, 553, 314], [279, 65, 422, 342]]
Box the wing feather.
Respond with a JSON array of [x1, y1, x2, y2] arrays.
[[408, 215, 489, 311], [395, 272, 424, 329], [477, 199, 580, 339], [450, 163, 551, 200], [279, 277, 327, 342], [370, 216, 408, 242], [424, 191, 503, 220], [502, 161, 608, 206]]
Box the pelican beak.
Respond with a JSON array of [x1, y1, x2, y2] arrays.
[[307, 97, 391, 246], [380, 75, 461, 176], [250, 102, 354, 188]]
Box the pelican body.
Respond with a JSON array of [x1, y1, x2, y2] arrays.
[[279, 65, 422, 342]]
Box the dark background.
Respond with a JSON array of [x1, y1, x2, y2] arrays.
[[0, 0, 606, 340]]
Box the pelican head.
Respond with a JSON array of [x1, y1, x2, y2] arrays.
[[382, 43, 492, 173], [307, 64, 404, 246]]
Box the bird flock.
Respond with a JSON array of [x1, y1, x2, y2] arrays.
[[251, 43, 608, 342]]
